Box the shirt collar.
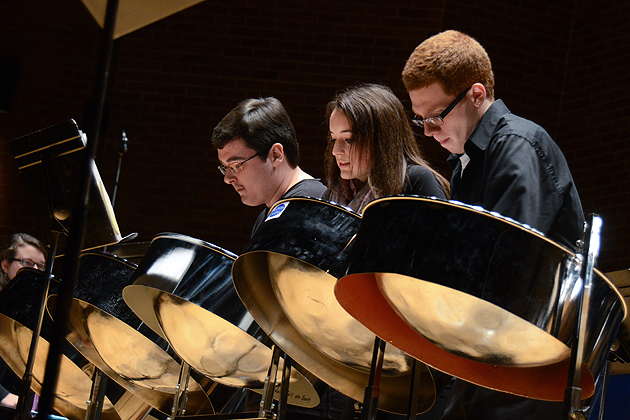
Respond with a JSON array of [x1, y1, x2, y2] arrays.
[[446, 99, 511, 164], [467, 99, 510, 152]]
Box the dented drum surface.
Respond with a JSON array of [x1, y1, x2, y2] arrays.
[[232, 197, 437, 414], [0, 267, 150, 420], [122, 233, 319, 408], [335, 196, 626, 401], [47, 251, 213, 415]]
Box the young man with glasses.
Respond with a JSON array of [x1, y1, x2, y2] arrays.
[[401, 30, 585, 420], [212, 96, 326, 236], [212, 99, 349, 420]]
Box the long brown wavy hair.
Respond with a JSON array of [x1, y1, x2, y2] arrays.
[[324, 83, 449, 202]]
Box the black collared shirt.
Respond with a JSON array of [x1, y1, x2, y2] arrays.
[[448, 99, 584, 250]]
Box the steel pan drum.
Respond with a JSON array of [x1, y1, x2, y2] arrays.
[[232, 197, 437, 414], [47, 252, 213, 415], [122, 233, 319, 408], [0, 267, 150, 420], [335, 196, 627, 401], [607, 268, 630, 373]]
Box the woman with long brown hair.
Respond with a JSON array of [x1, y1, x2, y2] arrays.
[[324, 83, 449, 212]]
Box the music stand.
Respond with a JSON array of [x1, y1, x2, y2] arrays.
[[9, 119, 122, 420], [11, 119, 122, 253]]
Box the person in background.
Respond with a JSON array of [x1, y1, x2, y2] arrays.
[[324, 83, 449, 213], [0, 233, 47, 412], [401, 29, 585, 420]]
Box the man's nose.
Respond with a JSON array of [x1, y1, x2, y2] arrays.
[[423, 124, 438, 137], [223, 171, 235, 184]]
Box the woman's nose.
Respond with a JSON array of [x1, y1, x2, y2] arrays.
[[332, 139, 344, 156]]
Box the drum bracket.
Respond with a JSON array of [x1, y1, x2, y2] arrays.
[[564, 214, 602, 420]]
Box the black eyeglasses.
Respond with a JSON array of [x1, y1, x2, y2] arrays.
[[218, 153, 259, 175], [411, 86, 472, 128], [13, 258, 46, 271]]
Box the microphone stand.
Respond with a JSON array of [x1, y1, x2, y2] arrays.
[[111, 129, 128, 209]]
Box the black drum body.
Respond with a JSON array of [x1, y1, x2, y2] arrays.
[[47, 252, 213, 415], [0, 267, 148, 420], [122, 233, 319, 408], [123, 233, 246, 341], [335, 196, 626, 401], [232, 197, 437, 414]]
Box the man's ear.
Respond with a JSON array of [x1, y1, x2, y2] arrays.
[[471, 83, 487, 106], [270, 143, 284, 166]]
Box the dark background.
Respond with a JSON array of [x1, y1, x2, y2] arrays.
[[0, 0, 628, 272]]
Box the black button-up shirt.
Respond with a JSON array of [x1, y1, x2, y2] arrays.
[[448, 99, 584, 250]]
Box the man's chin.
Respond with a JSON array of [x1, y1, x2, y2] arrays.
[[240, 196, 262, 207]]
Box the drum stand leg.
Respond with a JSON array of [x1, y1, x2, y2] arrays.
[[171, 347, 291, 420], [259, 345, 294, 420], [361, 337, 386, 420], [404, 360, 421, 420], [259, 345, 281, 420], [276, 352, 292, 420], [564, 214, 602, 420], [170, 361, 192, 420], [594, 361, 611, 420], [85, 369, 108, 420]]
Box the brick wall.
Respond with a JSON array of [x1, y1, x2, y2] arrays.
[[1, 0, 628, 272]]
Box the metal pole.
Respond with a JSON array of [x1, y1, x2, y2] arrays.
[[564, 214, 602, 420], [36, 1, 119, 418]]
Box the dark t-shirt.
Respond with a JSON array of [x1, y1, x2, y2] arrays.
[[323, 164, 448, 214], [0, 359, 19, 420], [251, 178, 327, 237], [404, 164, 448, 198], [0, 360, 10, 401]]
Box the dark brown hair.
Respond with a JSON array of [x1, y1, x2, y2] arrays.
[[211, 97, 300, 167], [324, 83, 449, 200]]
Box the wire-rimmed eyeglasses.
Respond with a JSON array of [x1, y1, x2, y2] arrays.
[[411, 86, 472, 128], [218, 153, 259, 175]]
